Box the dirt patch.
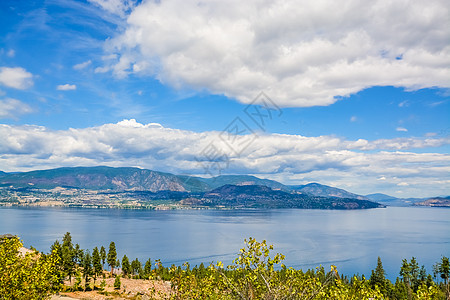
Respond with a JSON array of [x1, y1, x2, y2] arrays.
[[55, 277, 172, 299]]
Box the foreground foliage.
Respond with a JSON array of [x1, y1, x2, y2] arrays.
[[0, 236, 61, 299], [1, 233, 449, 299]]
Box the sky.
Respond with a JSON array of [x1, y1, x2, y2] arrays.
[[0, 0, 449, 198]]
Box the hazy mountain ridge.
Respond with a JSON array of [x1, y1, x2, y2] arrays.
[[289, 183, 369, 200], [365, 193, 398, 201]]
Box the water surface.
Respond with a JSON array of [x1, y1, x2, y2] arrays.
[[1, 206, 449, 281]]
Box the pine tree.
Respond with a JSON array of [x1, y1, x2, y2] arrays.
[[131, 258, 143, 278], [122, 255, 131, 277], [370, 257, 388, 295], [144, 258, 152, 279], [114, 275, 121, 290], [92, 247, 102, 285], [74, 243, 82, 265], [434, 256, 450, 298], [62, 232, 76, 281], [100, 246, 106, 269], [82, 251, 93, 291], [107, 242, 117, 277]]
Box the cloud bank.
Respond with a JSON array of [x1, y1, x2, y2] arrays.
[[0, 120, 448, 197], [100, 0, 450, 107]]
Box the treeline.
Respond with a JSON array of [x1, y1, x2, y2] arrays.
[[0, 233, 449, 299]]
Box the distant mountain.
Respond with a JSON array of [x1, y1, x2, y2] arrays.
[[191, 184, 382, 209], [0, 167, 385, 210], [199, 175, 288, 191], [0, 166, 191, 192], [414, 196, 450, 207], [289, 183, 369, 200], [0, 166, 382, 205], [365, 193, 397, 201]]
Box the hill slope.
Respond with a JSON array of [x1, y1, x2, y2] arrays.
[[0, 166, 190, 192], [195, 184, 382, 209], [289, 183, 369, 200]]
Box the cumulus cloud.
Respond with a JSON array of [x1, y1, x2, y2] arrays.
[[0, 67, 33, 89], [56, 84, 77, 91], [98, 0, 450, 107], [0, 120, 448, 197], [88, 0, 136, 16], [396, 127, 408, 132], [0, 98, 33, 119], [73, 60, 92, 70]]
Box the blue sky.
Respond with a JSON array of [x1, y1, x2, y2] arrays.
[[0, 0, 449, 197]]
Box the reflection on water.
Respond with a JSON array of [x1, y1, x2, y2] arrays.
[[1, 206, 449, 281]]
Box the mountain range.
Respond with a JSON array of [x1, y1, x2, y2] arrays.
[[0, 166, 444, 209], [0, 166, 356, 197]]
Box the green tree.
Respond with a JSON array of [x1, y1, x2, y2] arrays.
[[82, 251, 93, 291], [122, 255, 131, 277], [434, 256, 450, 298], [114, 275, 121, 290], [74, 243, 83, 265], [369, 257, 388, 295], [0, 236, 61, 298], [100, 245, 106, 269], [92, 246, 103, 286], [131, 258, 144, 278], [144, 258, 152, 279], [107, 241, 117, 277], [62, 232, 76, 281]]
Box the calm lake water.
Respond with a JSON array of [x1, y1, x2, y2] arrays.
[[1, 206, 449, 281]]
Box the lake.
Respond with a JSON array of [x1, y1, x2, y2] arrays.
[[0, 206, 449, 281]]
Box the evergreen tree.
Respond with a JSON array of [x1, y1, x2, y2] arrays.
[[92, 247, 102, 285], [74, 243, 82, 265], [107, 242, 117, 276], [434, 256, 450, 298], [144, 258, 152, 279], [82, 251, 93, 291], [409, 257, 420, 290], [61, 232, 76, 281], [122, 255, 131, 277], [370, 257, 388, 294], [131, 258, 143, 278], [100, 245, 106, 269], [114, 275, 121, 290]]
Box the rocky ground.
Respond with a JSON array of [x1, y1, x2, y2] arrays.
[[50, 277, 172, 300]]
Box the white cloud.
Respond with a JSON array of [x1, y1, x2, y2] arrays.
[[396, 127, 408, 132], [99, 0, 450, 107], [0, 120, 448, 197], [0, 67, 33, 89], [73, 60, 92, 70], [56, 84, 77, 91], [88, 0, 136, 17], [0, 98, 33, 119]]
